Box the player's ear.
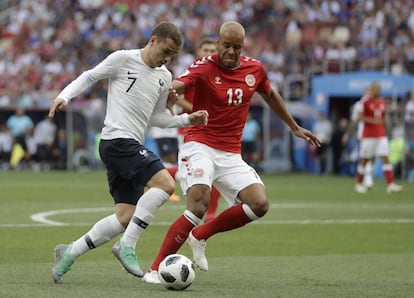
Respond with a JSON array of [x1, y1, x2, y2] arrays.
[[149, 36, 157, 46]]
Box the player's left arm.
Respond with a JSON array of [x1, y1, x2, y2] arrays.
[[151, 79, 207, 128], [259, 87, 321, 147]]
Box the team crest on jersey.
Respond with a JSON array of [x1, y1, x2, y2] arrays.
[[245, 74, 256, 87], [215, 77, 222, 84], [158, 79, 165, 94], [193, 168, 204, 178]]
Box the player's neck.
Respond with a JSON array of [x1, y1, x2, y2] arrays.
[[140, 48, 153, 68], [220, 62, 241, 70]]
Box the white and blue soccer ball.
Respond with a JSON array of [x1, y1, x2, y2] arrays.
[[158, 254, 196, 291]]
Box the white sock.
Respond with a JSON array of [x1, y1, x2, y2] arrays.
[[184, 210, 202, 226], [122, 187, 169, 247], [69, 214, 124, 258], [365, 161, 373, 178], [242, 204, 260, 221]]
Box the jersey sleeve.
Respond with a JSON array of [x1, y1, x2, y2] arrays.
[[256, 63, 271, 94], [57, 50, 127, 103], [149, 110, 190, 128], [176, 56, 209, 89]]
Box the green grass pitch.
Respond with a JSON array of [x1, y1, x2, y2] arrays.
[[0, 171, 413, 297]]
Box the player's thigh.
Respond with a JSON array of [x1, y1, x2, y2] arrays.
[[359, 138, 376, 159], [214, 154, 264, 206], [177, 142, 215, 196], [100, 138, 164, 204]]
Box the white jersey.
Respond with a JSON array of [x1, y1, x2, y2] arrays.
[[57, 49, 189, 144]]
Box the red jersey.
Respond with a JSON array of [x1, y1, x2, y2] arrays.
[[361, 96, 387, 138], [177, 53, 270, 153]]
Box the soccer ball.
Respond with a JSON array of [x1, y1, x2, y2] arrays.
[[158, 254, 196, 291]]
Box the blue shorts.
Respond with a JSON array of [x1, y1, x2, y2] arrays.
[[99, 138, 164, 205]]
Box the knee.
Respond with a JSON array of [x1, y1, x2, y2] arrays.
[[187, 185, 210, 218], [249, 198, 269, 218], [116, 210, 134, 228], [118, 217, 130, 228], [148, 171, 176, 195]]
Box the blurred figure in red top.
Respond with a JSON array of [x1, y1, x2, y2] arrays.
[[175, 37, 221, 220], [143, 21, 320, 283], [354, 82, 403, 194]]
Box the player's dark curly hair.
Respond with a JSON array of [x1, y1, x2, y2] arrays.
[[151, 22, 182, 46]]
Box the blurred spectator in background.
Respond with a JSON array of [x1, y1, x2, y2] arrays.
[[312, 111, 333, 174], [405, 92, 414, 124], [6, 107, 34, 168], [241, 112, 261, 170], [147, 125, 179, 167], [0, 124, 12, 170], [389, 126, 405, 179], [54, 129, 67, 169], [32, 115, 57, 171], [330, 117, 348, 175]]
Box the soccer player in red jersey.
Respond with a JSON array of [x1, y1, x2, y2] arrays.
[[354, 82, 403, 194], [343, 87, 374, 187], [143, 21, 321, 283]]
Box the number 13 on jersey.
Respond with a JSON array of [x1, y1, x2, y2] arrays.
[[227, 88, 243, 106]]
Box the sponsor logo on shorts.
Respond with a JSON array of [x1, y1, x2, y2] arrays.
[[139, 149, 149, 158]]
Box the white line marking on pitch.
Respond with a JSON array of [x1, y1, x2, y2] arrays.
[[0, 203, 412, 228], [3, 218, 414, 228], [30, 207, 113, 226]]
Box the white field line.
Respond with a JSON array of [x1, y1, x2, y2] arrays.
[[0, 203, 413, 228]]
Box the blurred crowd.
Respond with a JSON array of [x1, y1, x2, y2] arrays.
[[3, 0, 414, 107], [1, 0, 414, 174]]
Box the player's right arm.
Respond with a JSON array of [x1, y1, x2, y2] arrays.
[[259, 87, 321, 147], [48, 51, 125, 118], [48, 98, 67, 118]]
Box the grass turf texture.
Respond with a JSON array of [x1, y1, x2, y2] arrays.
[[0, 171, 413, 297]]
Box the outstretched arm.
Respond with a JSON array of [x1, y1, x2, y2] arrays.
[[48, 51, 124, 118], [259, 87, 321, 147], [48, 98, 67, 118], [150, 109, 208, 128]]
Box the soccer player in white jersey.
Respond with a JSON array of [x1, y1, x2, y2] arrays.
[[354, 82, 402, 193], [49, 22, 208, 284]]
